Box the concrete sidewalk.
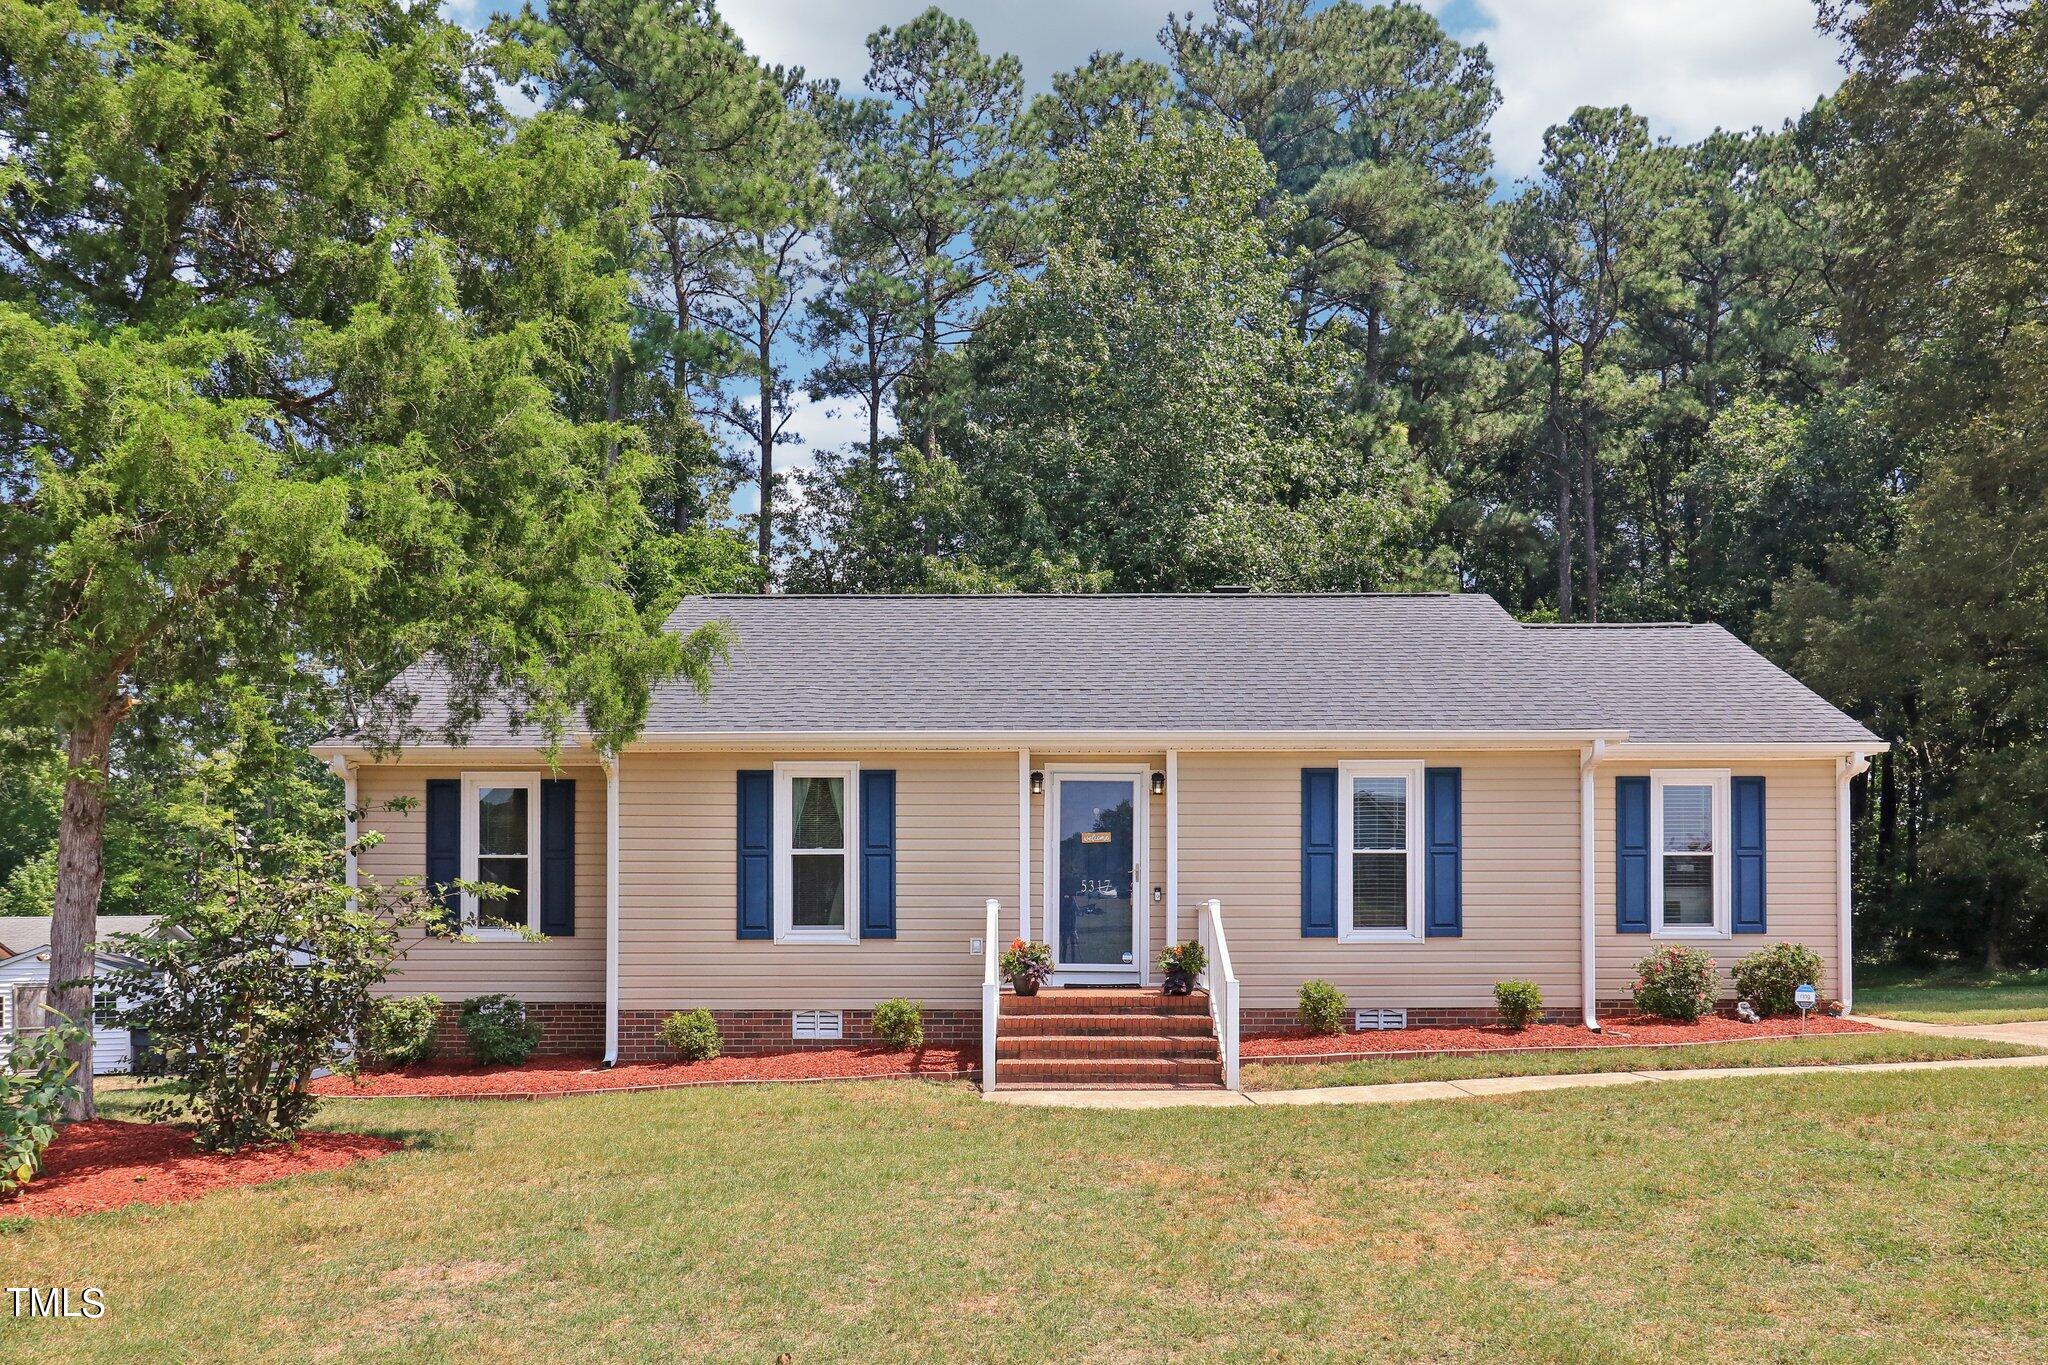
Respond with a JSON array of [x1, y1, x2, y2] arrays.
[[984, 1049, 2048, 1109], [1858, 1014, 2048, 1047]]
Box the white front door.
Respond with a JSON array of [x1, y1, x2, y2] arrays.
[[1046, 770, 1145, 983]]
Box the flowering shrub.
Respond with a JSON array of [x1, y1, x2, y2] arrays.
[[659, 1008, 722, 1062], [2, 1017, 86, 1197], [1494, 980, 1544, 1031], [1631, 945, 1721, 1021], [1158, 940, 1207, 982], [871, 998, 924, 1050], [1733, 943, 1826, 1017], [1298, 979, 1347, 1034], [1000, 940, 1054, 989]]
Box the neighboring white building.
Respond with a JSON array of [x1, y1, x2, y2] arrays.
[[0, 915, 180, 1075]]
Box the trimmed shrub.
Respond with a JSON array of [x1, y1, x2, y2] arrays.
[[459, 994, 541, 1066], [1494, 980, 1544, 1031], [659, 1008, 722, 1062], [365, 995, 440, 1068], [1733, 942, 1825, 1018], [1298, 979, 1347, 1035], [871, 998, 924, 1051], [1631, 945, 1721, 1021]]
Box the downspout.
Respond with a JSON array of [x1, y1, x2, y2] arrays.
[[602, 749, 621, 1066], [1839, 750, 1869, 1014], [328, 754, 358, 908], [1580, 738, 1605, 1032]]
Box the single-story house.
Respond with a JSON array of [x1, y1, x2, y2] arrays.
[[0, 915, 178, 1073], [316, 592, 1883, 1090]]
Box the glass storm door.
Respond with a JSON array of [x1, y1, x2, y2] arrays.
[[1054, 775, 1140, 978]]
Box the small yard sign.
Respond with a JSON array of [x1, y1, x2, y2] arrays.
[[1794, 983, 1817, 1012]]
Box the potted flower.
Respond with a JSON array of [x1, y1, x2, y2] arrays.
[[1000, 939, 1054, 997], [1158, 940, 1207, 996]]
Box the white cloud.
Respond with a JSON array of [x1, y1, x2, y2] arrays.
[[728, 390, 895, 515], [1444, 0, 1844, 179]]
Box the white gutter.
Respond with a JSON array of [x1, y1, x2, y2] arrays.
[[1838, 749, 1871, 1014], [1580, 738, 1606, 1032], [602, 749, 621, 1065], [327, 753, 358, 907]]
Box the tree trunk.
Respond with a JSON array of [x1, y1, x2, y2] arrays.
[[866, 313, 882, 458], [1550, 346, 1572, 621], [1877, 749, 1896, 872], [757, 297, 774, 592], [52, 702, 125, 1121], [1582, 423, 1600, 622], [667, 226, 695, 534]]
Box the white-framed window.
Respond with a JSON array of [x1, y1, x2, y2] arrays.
[[1335, 759, 1426, 942], [774, 762, 860, 944], [1651, 769, 1731, 937], [461, 772, 542, 938]]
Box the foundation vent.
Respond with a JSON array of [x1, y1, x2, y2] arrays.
[[792, 1009, 844, 1041], [1353, 1008, 1409, 1032]]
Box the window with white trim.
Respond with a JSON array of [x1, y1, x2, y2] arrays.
[[774, 762, 859, 943], [1336, 760, 1425, 941], [462, 773, 541, 936], [1651, 769, 1730, 936]]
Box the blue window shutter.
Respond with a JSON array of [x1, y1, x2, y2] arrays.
[[737, 771, 772, 940], [1732, 776, 1767, 933], [425, 779, 460, 920], [540, 779, 575, 937], [1424, 767, 1462, 937], [1301, 768, 1337, 937], [1616, 776, 1651, 933], [859, 769, 896, 939]]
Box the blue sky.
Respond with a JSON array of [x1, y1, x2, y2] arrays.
[[444, 0, 1846, 512]]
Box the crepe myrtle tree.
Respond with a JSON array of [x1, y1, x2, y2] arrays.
[[0, 0, 724, 1116]]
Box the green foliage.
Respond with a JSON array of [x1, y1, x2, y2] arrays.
[[1493, 980, 1544, 1031], [1732, 944, 1826, 1018], [870, 999, 925, 1051], [658, 1008, 723, 1063], [0, 1016, 86, 1196], [1158, 941, 1208, 982], [365, 996, 441, 1069], [459, 995, 543, 1068], [1298, 980, 1348, 1035], [1631, 946, 1722, 1022], [102, 831, 455, 1151]]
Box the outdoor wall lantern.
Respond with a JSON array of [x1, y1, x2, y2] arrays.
[[1030, 769, 1044, 795], [1151, 771, 1166, 795]]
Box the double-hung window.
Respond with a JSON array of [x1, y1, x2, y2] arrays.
[[1651, 769, 1730, 936], [774, 762, 859, 944], [461, 773, 541, 936], [1336, 759, 1425, 941]]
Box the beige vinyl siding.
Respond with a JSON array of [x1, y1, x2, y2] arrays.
[[617, 750, 1013, 1011], [355, 763, 608, 1003], [1025, 753, 1169, 978], [1177, 750, 1584, 1011], [1595, 759, 1843, 999]]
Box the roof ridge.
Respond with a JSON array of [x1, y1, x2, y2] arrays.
[[685, 591, 1478, 601]]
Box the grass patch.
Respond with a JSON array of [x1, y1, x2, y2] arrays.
[[1857, 962, 2048, 1023], [4, 1067, 2047, 1361], [1243, 1030, 2036, 1091]]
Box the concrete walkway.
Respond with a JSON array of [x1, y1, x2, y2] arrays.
[[985, 1047, 2048, 1109], [1858, 1014, 2048, 1047]]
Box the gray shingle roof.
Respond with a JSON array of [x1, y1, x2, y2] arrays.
[[0, 915, 167, 958], [351, 593, 1877, 747]]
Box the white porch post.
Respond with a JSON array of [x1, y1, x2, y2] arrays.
[[1580, 739, 1604, 1031], [1018, 749, 1031, 943], [328, 754, 358, 908], [1839, 750, 1868, 1013], [603, 750, 621, 1065], [1164, 749, 1180, 946]]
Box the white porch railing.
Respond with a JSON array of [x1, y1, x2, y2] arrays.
[[981, 898, 1001, 1094], [1198, 897, 1241, 1090]]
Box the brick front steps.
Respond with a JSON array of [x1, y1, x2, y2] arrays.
[[997, 988, 1223, 1088]]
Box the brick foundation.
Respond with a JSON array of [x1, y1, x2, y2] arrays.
[[1242, 999, 1751, 1035], [430, 1001, 603, 1063], [618, 1007, 980, 1062]]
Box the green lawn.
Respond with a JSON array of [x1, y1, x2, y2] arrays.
[[1857, 962, 2048, 1024], [5, 1067, 2048, 1362], [1244, 1031, 2035, 1091]]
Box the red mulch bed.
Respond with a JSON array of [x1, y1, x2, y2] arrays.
[[1242, 1012, 1878, 1063], [4, 1120, 400, 1220], [307, 1045, 976, 1099]]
